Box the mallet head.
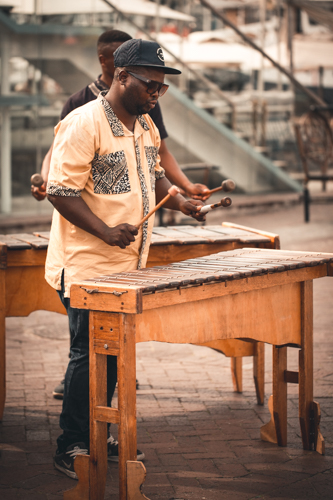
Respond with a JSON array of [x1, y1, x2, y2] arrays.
[[31, 173, 44, 187], [168, 185, 180, 197], [220, 197, 232, 207], [221, 179, 236, 192]]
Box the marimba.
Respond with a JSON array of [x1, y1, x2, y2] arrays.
[[0, 223, 278, 419], [67, 248, 333, 500]]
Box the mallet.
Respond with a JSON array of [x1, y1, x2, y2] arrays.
[[204, 179, 236, 196], [199, 197, 232, 214], [31, 173, 44, 187], [136, 185, 180, 228]]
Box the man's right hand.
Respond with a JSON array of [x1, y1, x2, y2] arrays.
[[102, 224, 138, 249], [48, 194, 139, 249], [31, 183, 47, 201]]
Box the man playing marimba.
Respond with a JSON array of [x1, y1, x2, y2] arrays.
[[32, 29, 210, 401], [45, 39, 205, 479]]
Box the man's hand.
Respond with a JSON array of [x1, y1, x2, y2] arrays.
[[178, 199, 206, 222], [102, 224, 138, 249], [184, 183, 210, 201], [31, 143, 53, 201], [31, 183, 47, 201], [48, 195, 138, 249]]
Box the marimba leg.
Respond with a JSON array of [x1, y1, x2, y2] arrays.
[[231, 357, 242, 393], [63, 455, 90, 500], [127, 461, 149, 500], [118, 315, 149, 500], [261, 346, 287, 446], [299, 281, 325, 453], [0, 267, 6, 421], [253, 342, 265, 405], [273, 346, 288, 446], [89, 345, 108, 498]]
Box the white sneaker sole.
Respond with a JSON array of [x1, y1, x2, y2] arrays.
[[54, 461, 78, 480]]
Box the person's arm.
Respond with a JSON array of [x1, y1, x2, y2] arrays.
[[155, 176, 206, 222], [47, 194, 138, 249], [159, 139, 210, 200], [41, 142, 53, 181], [31, 93, 80, 201], [31, 142, 53, 201]]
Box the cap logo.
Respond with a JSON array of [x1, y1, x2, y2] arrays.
[[157, 47, 164, 62]]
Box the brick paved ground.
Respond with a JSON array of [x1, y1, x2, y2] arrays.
[[1, 202, 333, 499]]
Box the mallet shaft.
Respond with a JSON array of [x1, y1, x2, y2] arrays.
[[205, 179, 236, 196], [136, 185, 180, 228], [199, 197, 232, 214]]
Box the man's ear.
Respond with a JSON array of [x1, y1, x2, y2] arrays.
[[98, 54, 105, 67], [118, 70, 128, 86]]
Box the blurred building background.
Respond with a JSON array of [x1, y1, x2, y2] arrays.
[[1, 0, 332, 216]]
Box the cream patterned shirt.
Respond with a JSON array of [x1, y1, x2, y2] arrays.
[[45, 91, 165, 297]]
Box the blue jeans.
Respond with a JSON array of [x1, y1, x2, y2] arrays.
[[56, 272, 117, 452]]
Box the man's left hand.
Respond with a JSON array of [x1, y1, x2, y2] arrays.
[[184, 183, 210, 201], [179, 199, 206, 222]]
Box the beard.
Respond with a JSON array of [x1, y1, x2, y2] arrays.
[[122, 85, 151, 116]]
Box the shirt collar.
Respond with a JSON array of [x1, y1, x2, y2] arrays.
[[98, 90, 150, 137], [95, 75, 109, 92]]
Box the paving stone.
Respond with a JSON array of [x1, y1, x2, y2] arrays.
[[26, 430, 50, 441]]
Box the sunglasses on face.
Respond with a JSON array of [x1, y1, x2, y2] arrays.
[[126, 71, 169, 97]]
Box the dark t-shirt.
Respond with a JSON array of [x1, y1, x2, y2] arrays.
[[60, 76, 168, 140]]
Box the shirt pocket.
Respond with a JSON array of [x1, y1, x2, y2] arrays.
[[144, 146, 159, 192], [92, 150, 131, 194]]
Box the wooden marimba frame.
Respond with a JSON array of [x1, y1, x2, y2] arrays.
[[0, 223, 279, 420], [67, 248, 333, 500]]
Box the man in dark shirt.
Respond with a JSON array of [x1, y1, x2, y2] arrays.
[[32, 30, 209, 202]]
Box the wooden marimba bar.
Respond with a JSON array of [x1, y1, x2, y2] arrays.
[[0, 223, 278, 420], [67, 248, 333, 500]]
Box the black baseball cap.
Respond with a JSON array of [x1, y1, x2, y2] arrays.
[[114, 39, 181, 75]]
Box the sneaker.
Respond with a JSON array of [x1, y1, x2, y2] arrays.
[[54, 442, 88, 480], [53, 378, 65, 399], [107, 436, 145, 462]]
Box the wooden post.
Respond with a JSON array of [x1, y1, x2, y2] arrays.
[[118, 314, 139, 500], [299, 280, 314, 450], [89, 311, 108, 499], [231, 357, 242, 393], [253, 341, 265, 405], [127, 461, 150, 500], [273, 346, 288, 446], [261, 346, 287, 445]]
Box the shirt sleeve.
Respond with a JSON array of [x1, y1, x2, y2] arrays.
[[148, 101, 168, 140], [47, 111, 97, 196]]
